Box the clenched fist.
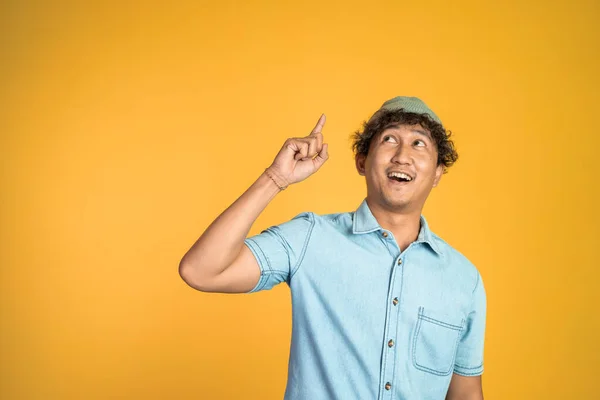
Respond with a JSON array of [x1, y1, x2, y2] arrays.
[[266, 114, 329, 188]]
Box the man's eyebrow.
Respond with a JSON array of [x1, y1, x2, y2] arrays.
[[410, 128, 432, 138]]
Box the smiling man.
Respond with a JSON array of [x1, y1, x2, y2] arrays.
[[179, 96, 487, 400]]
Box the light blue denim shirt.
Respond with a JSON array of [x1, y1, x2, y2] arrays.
[[244, 198, 486, 400]]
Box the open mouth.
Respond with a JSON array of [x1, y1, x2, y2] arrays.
[[387, 171, 413, 184]]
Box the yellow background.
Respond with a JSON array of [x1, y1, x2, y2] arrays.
[[1, 0, 598, 399]]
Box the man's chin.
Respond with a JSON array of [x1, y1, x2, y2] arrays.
[[367, 187, 416, 210], [382, 194, 412, 210]]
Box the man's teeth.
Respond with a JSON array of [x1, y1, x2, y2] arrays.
[[388, 172, 412, 181]]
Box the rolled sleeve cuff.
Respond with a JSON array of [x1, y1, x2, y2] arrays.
[[243, 238, 270, 293], [453, 363, 484, 376]]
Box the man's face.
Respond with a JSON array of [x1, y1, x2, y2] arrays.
[[355, 123, 444, 212]]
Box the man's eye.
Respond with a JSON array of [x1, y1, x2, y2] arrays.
[[383, 135, 396, 142], [414, 139, 426, 146]]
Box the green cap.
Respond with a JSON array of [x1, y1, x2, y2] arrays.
[[372, 96, 442, 125]]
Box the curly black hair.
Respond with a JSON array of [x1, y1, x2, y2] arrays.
[[350, 109, 459, 173]]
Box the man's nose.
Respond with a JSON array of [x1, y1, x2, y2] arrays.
[[391, 143, 412, 164]]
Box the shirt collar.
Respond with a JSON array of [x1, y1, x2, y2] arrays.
[[351, 198, 442, 257]]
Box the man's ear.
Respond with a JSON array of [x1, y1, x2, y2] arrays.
[[355, 153, 366, 176], [432, 164, 444, 187]]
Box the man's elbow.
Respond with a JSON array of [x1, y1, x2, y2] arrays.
[[179, 260, 210, 292]]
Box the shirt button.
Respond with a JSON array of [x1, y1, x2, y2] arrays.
[[388, 339, 394, 347], [382, 232, 388, 237], [385, 382, 392, 390], [397, 259, 402, 265], [392, 297, 399, 306]]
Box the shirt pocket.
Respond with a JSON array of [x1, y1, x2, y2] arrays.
[[411, 306, 465, 376]]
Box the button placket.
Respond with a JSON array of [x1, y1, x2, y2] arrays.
[[379, 252, 404, 399]]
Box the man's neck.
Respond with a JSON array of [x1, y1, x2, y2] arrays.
[[366, 198, 422, 253]]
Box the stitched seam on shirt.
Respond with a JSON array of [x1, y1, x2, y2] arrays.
[[455, 362, 483, 370], [251, 269, 288, 292], [290, 212, 315, 280], [389, 255, 405, 399], [418, 315, 463, 331], [413, 323, 462, 376], [260, 270, 287, 279], [418, 306, 464, 330], [378, 256, 398, 399], [472, 271, 480, 296], [244, 239, 270, 292], [453, 366, 483, 376], [411, 314, 424, 372], [256, 270, 287, 291], [253, 273, 268, 292], [412, 307, 463, 376], [246, 238, 270, 271], [464, 271, 481, 324]]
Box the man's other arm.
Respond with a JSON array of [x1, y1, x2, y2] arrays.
[[446, 374, 483, 400]]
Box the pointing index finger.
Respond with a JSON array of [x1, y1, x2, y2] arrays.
[[310, 114, 326, 136]]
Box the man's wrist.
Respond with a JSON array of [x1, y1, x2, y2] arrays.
[[264, 167, 289, 190]]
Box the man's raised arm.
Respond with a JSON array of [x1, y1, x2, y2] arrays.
[[178, 114, 329, 293]]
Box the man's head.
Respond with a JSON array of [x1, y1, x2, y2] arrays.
[[351, 96, 458, 213]]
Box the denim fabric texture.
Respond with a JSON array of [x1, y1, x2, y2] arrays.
[[244, 198, 486, 400]]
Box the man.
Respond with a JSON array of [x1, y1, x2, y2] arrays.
[[179, 96, 487, 400]]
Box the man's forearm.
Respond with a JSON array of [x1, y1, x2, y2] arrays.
[[446, 393, 484, 400], [179, 171, 281, 284], [445, 374, 484, 400]]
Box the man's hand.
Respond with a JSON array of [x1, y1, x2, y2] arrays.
[[267, 114, 329, 187]]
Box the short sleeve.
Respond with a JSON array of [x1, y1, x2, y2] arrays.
[[243, 212, 315, 293], [454, 271, 487, 376]]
